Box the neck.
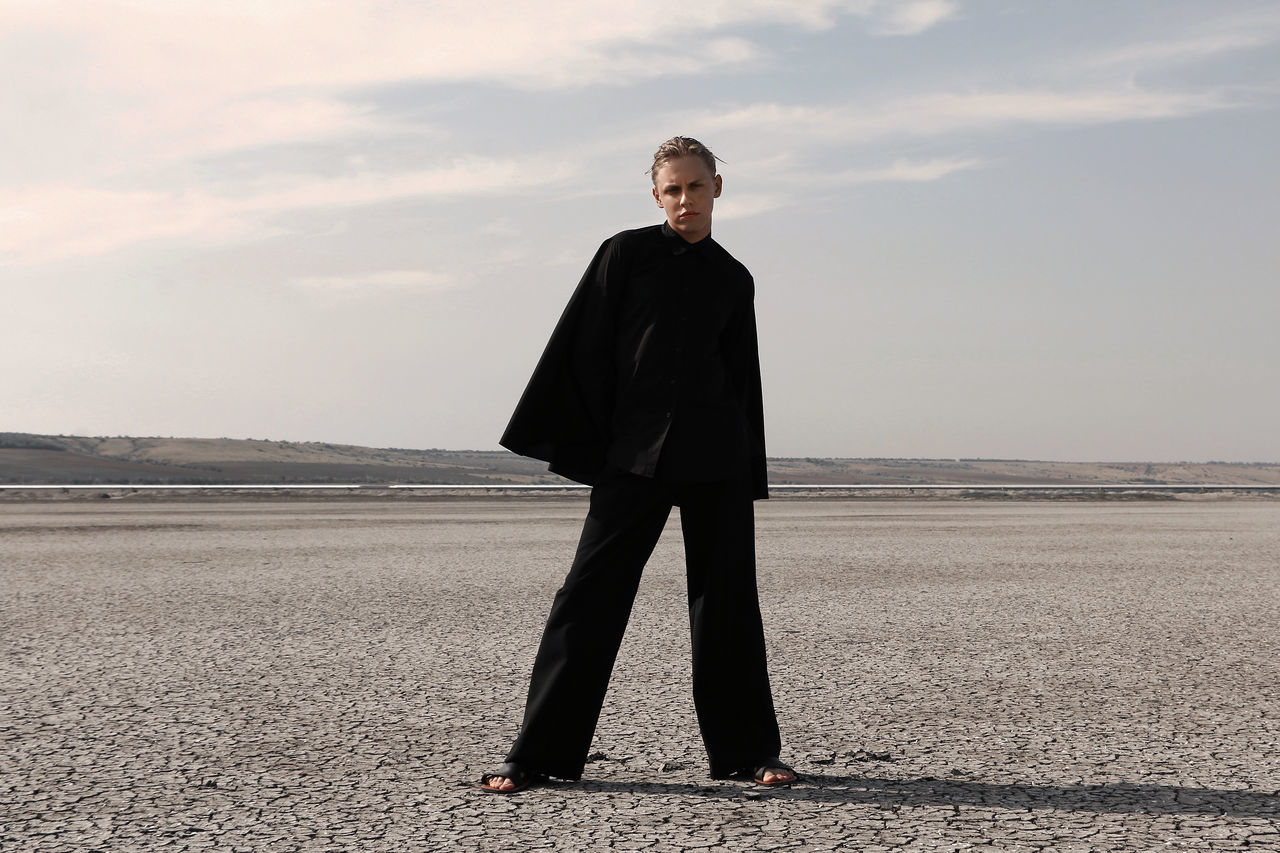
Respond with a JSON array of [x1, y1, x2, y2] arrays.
[[667, 221, 711, 244]]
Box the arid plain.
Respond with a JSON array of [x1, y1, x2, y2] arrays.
[[5, 432, 1280, 488], [3, 496, 1279, 851]]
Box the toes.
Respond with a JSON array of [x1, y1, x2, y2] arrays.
[[483, 775, 514, 791]]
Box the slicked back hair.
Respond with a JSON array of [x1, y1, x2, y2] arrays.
[[649, 136, 719, 184]]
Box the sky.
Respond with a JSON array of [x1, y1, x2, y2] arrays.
[[3, 0, 1278, 462]]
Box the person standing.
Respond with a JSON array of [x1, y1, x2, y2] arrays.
[[482, 137, 795, 793]]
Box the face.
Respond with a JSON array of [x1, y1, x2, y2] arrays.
[[651, 155, 722, 243]]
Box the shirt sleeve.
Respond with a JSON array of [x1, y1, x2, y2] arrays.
[[722, 275, 770, 499], [569, 237, 621, 437], [498, 235, 622, 486]]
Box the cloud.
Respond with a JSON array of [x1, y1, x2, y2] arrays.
[[108, 96, 381, 164], [0, 79, 1230, 266], [1087, 9, 1280, 70], [705, 87, 1232, 145], [868, 0, 959, 36], [698, 77, 1239, 222], [714, 193, 792, 222], [291, 270, 455, 291], [0, 185, 257, 267], [831, 157, 982, 183], [2, 1, 937, 104], [535, 37, 760, 88], [1, 3, 771, 184], [715, 156, 980, 221], [2, 1, 1258, 269], [0, 0, 961, 262], [0, 157, 570, 266], [1092, 32, 1278, 69]]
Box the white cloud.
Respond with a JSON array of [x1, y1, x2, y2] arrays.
[[1, 0, 955, 263], [0, 80, 1229, 265], [911, 88, 1228, 126], [869, 0, 959, 37], [715, 193, 791, 222], [0, 157, 570, 266], [831, 156, 981, 183], [1, 1, 928, 103], [1088, 9, 1280, 70], [291, 270, 455, 291], [0, 1, 1258, 269], [107, 96, 380, 163], [0, 185, 258, 267], [705, 87, 1232, 145], [1092, 32, 1277, 69], [716, 156, 979, 221], [536, 37, 760, 88]]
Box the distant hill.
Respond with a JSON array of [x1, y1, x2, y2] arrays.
[[0, 434, 562, 486], [766, 457, 1280, 486], [3, 433, 1278, 487]]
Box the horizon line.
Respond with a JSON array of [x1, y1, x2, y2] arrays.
[[3, 433, 1279, 468], [6, 484, 1280, 492]]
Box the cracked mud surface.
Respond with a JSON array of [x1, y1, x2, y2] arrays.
[[3, 498, 1278, 851]]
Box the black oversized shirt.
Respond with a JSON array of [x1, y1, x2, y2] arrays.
[[501, 222, 769, 499], [602, 222, 754, 480]]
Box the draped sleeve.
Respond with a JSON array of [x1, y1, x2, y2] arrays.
[[499, 237, 621, 486]]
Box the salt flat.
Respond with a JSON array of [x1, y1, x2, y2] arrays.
[[2, 498, 1278, 851]]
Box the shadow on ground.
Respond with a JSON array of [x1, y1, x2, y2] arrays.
[[516, 775, 1280, 817]]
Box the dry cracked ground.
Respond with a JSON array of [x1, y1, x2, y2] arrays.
[[2, 497, 1278, 851]]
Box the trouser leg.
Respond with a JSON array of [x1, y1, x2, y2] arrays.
[[679, 477, 782, 777], [505, 468, 671, 779]]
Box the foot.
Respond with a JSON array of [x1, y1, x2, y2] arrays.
[[752, 759, 798, 787], [482, 775, 517, 792], [479, 761, 542, 794]]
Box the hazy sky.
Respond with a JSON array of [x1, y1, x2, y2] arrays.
[[4, 1, 1278, 461]]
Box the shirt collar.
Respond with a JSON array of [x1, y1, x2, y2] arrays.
[[661, 221, 712, 255]]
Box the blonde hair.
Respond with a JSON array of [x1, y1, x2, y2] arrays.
[[649, 136, 720, 183]]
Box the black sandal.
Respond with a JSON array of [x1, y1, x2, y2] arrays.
[[751, 759, 798, 787], [479, 761, 543, 794]]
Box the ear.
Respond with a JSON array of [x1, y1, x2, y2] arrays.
[[652, 185, 662, 206], [713, 174, 722, 198]]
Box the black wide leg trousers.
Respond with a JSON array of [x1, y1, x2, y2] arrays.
[[505, 466, 782, 780]]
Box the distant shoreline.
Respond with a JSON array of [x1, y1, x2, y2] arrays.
[[4, 433, 1279, 490], [4, 484, 1279, 503]]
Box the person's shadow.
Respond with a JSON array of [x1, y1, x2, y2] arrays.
[[569, 773, 1279, 817]]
